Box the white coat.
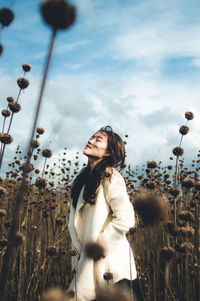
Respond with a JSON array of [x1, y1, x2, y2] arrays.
[[68, 168, 137, 301]]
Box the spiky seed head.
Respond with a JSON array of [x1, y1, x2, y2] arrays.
[[181, 177, 195, 189], [42, 149, 52, 158], [172, 147, 184, 157], [7, 96, 14, 103], [8, 102, 21, 113], [185, 111, 194, 120], [30, 139, 40, 149], [133, 189, 168, 225], [35, 177, 48, 189], [147, 160, 157, 169], [1, 110, 10, 118], [22, 64, 31, 72], [36, 127, 45, 135], [85, 241, 105, 261], [179, 125, 189, 135], [41, 0, 76, 30], [0, 187, 7, 196], [0, 8, 14, 26], [0, 134, 13, 144], [179, 210, 195, 222], [17, 78, 29, 89]]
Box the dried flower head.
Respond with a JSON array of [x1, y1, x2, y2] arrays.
[[35, 177, 48, 188], [41, 0, 76, 30], [42, 149, 52, 158], [1, 109, 11, 118], [46, 246, 58, 256], [0, 134, 13, 144], [146, 181, 156, 190], [133, 189, 168, 225], [179, 125, 189, 135], [30, 139, 40, 149], [35, 169, 40, 174], [185, 111, 194, 120], [160, 246, 175, 261], [12, 231, 25, 247], [0, 187, 7, 196], [147, 160, 157, 169], [179, 210, 195, 222], [179, 242, 194, 253], [8, 102, 21, 113], [41, 287, 68, 301], [36, 127, 45, 135], [85, 241, 105, 261], [7, 96, 14, 103], [22, 64, 31, 72], [169, 186, 180, 197], [56, 217, 63, 226], [181, 177, 195, 189], [172, 147, 184, 157], [20, 163, 34, 173], [0, 8, 14, 26], [166, 221, 180, 237], [17, 78, 29, 89]]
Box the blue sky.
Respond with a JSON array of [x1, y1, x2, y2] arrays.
[[1, 0, 200, 173]]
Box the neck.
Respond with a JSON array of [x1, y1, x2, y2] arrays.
[[88, 157, 102, 169]]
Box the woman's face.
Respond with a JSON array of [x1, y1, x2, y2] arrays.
[[83, 131, 109, 160]]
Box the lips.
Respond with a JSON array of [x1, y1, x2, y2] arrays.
[[85, 144, 91, 149]]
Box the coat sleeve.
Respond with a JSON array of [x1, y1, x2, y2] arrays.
[[97, 169, 135, 251], [68, 203, 82, 257]]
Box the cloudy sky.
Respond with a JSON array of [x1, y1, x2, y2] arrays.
[[0, 0, 200, 174]]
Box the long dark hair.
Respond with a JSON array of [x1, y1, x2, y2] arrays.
[[71, 126, 125, 208]]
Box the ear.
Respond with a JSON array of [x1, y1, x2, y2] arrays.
[[104, 151, 110, 157]]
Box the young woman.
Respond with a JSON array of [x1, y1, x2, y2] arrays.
[[68, 126, 142, 301]]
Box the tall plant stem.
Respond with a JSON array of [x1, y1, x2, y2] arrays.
[[0, 29, 57, 301]]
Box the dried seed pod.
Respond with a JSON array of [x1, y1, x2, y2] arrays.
[[35, 169, 40, 174], [133, 189, 168, 225], [185, 111, 194, 120], [146, 181, 156, 190], [46, 246, 58, 256], [8, 102, 21, 113], [12, 231, 25, 246], [166, 221, 179, 237], [169, 186, 180, 197], [0, 209, 6, 217], [179, 125, 189, 135], [36, 127, 45, 135], [103, 272, 113, 281], [22, 64, 31, 72], [30, 139, 40, 149], [85, 241, 105, 261], [35, 177, 48, 188], [0, 43, 3, 56], [1, 109, 11, 118], [0, 187, 7, 196], [41, 0, 76, 30], [7, 96, 14, 103], [160, 246, 175, 261], [172, 147, 184, 157], [0, 134, 13, 144], [17, 78, 29, 89], [20, 163, 34, 173], [179, 211, 195, 222], [0, 8, 14, 26], [181, 177, 195, 189], [42, 149, 52, 158], [147, 160, 157, 169], [179, 226, 195, 238]]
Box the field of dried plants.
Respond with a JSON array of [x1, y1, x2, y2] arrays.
[[0, 1, 200, 301]]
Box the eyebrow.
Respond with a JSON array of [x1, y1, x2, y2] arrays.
[[91, 134, 103, 139]]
